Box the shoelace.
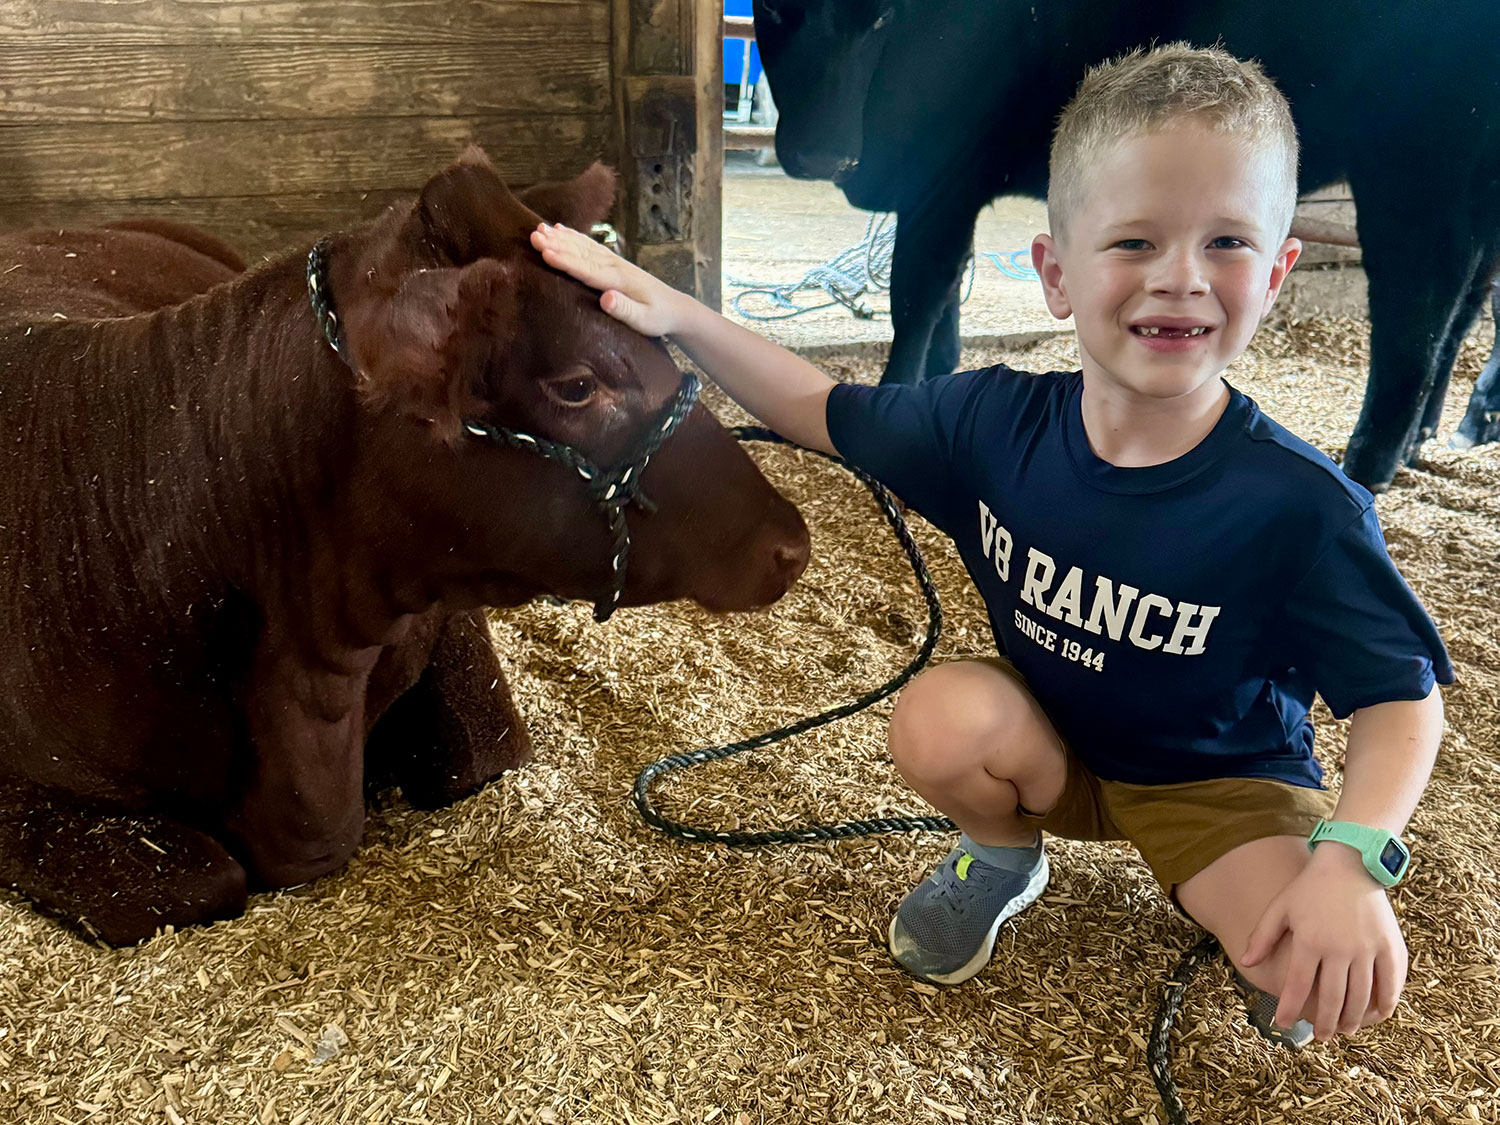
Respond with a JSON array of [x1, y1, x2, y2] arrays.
[[935, 856, 993, 914]]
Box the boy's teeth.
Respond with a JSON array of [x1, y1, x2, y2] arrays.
[[1137, 326, 1206, 337]]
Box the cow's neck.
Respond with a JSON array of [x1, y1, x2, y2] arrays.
[[196, 257, 473, 657], [13, 252, 423, 668]]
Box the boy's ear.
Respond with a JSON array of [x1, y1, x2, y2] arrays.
[[516, 162, 618, 230], [340, 257, 518, 440], [1032, 233, 1072, 321], [1260, 236, 1303, 319]]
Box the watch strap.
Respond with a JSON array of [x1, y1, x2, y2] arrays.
[[1307, 819, 1410, 887]]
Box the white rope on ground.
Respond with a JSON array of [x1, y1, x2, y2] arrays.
[[728, 213, 1025, 322]]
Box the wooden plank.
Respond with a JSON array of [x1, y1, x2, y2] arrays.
[[634, 240, 695, 296], [628, 0, 686, 76], [0, 114, 613, 206], [1302, 182, 1353, 203], [0, 41, 609, 123], [697, 0, 723, 311], [724, 125, 775, 149], [0, 163, 615, 262], [1292, 197, 1361, 267], [624, 75, 696, 157], [0, 190, 415, 261], [0, 0, 598, 44], [723, 14, 753, 39]]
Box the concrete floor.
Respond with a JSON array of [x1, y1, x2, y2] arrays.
[[720, 151, 1065, 356]]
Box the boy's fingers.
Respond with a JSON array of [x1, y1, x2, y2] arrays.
[[1313, 959, 1349, 1040], [534, 227, 617, 288], [1274, 952, 1317, 1030], [1370, 946, 1403, 1021], [599, 291, 646, 331], [1240, 904, 1287, 966], [1340, 959, 1373, 1034]]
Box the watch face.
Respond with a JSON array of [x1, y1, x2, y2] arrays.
[[1379, 838, 1409, 877]]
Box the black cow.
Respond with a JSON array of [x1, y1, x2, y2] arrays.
[[752, 0, 1500, 491]]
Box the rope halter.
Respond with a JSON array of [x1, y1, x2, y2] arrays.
[[306, 237, 701, 622]]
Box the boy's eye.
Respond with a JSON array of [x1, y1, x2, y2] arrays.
[[1210, 236, 1248, 250], [1114, 239, 1151, 251]]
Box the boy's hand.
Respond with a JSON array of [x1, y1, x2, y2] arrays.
[[529, 222, 688, 338], [1241, 844, 1408, 1040]]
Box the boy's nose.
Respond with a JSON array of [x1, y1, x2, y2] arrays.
[[1149, 250, 1210, 297]]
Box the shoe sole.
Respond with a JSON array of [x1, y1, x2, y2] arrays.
[[887, 851, 1050, 986]]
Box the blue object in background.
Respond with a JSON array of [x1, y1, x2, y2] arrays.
[[724, 0, 762, 87]]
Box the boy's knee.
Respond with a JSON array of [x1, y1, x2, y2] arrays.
[[889, 662, 1028, 783]]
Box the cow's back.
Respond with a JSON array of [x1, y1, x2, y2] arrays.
[[1178, 0, 1500, 193], [0, 222, 255, 799], [0, 222, 243, 328]]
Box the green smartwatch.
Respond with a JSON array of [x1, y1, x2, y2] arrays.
[[1307, 819, 1411, 887]]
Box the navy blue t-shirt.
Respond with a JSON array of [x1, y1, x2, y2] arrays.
[[827, 366, 1454, 788]]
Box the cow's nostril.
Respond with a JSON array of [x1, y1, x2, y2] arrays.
[[774, 540, 811, 584]]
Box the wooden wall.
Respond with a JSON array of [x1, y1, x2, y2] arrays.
[[0, 0, 721, 303]]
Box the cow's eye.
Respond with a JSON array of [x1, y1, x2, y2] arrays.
[[545, 367, 600, 408], [758, 0, 784, 26]]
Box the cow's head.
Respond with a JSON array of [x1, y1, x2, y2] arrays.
[[323, 148, 809, 616], [753, 0, 898, 182]]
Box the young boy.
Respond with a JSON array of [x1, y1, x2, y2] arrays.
[[531, 44, 1452, 1048]]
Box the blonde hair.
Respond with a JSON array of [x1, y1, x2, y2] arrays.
[[1048, 43, 1299, 238]]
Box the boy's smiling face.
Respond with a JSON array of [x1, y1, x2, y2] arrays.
[[1033, 122, 1301, 409]]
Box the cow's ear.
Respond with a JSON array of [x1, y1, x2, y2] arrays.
[[516, 162, 618, 229], [415, 157, 531, 262], [455, 143, 495, 170], [340, 258, 518, 441]]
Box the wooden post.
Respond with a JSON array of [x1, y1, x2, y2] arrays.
[[696, 0, 724, 312], [612, 0, 720, 309]]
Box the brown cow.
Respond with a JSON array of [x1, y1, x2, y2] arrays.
[[0, 149, 810, 945]]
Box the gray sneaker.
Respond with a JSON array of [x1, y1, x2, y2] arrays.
[[888, 845, 1050, 984], [1233, 969, 1315, 1050]]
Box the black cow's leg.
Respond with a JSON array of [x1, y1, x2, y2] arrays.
[[885, 198, 982, 384], [1455, 275, 1500, 449], [925, 273, 967, 380], [0, 776, 247, 945], [1412, 267, 1494, 457], [365, 610, 533, 811], [1341, 219, 1486, 491]]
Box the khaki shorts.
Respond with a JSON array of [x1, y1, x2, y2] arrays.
[[978, 657, 1338, 895]]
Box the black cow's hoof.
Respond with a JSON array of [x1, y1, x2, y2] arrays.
[[1339, 438, 1401, 494], [1453, 409, 1500, 450]]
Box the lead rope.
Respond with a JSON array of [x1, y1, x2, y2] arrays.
[[1149, 934, 1222, 1125], [634, 426, 1208, 1125], [633, 427, 948, 844]]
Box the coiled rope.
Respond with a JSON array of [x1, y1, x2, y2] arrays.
[[726, 213, 979, 322]]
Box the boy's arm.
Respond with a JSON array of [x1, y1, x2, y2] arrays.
[[1243, 685, 1443, 1036], [530, 222, 838, 456], [1323, 686, 1443, 836], [668, 298, 837, 456]]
